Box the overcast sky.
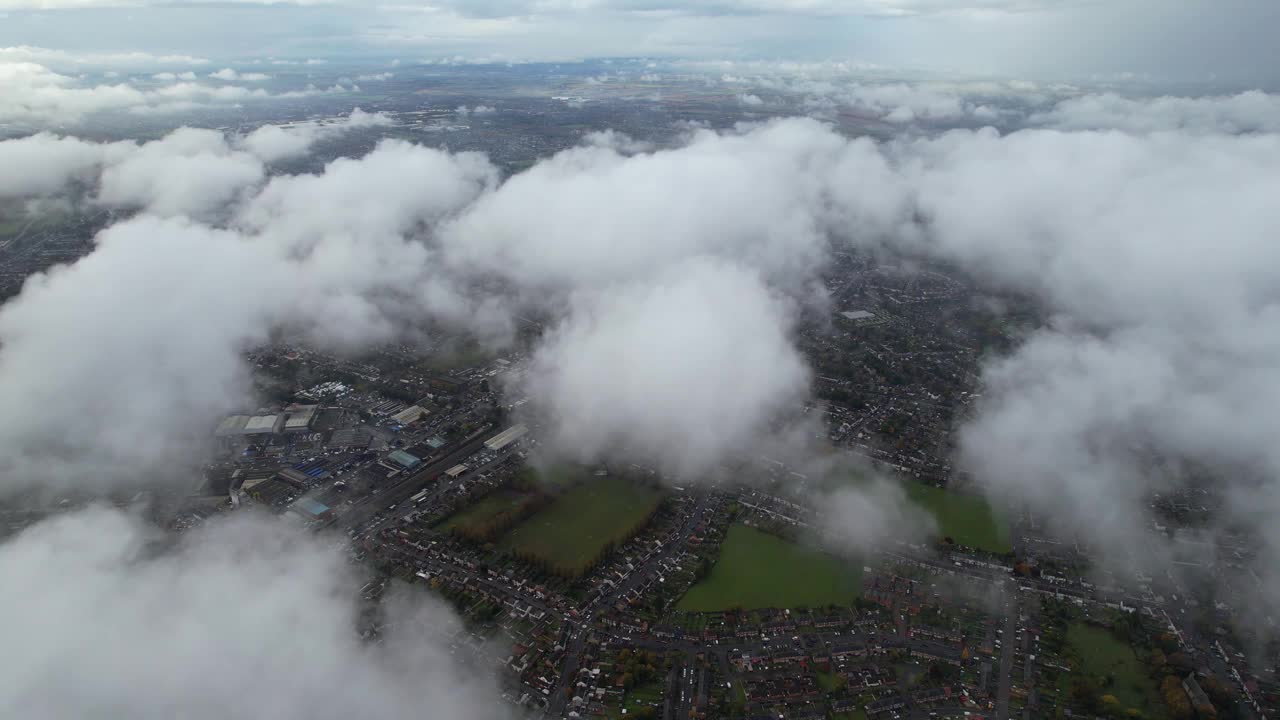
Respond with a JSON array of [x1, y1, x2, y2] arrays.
[[0, 0, 1277, 87]]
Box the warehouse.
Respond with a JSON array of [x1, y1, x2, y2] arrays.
[[391, 405, 428, 426], [485, 424, 528, 451], [386, 450, 421, 470], [242, 414, 284, 436], [283, 404, 319, 433], [214, 415, 250, 438], [288, 497, 335, 524]]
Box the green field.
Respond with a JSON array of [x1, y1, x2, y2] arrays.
[[436, 490, 534, 533], [1065, 623, 1160, 714], [905, 482, 1011, 554], [677, 524, 862, 611], [611, 681, 663, 719], [500, 477, 664, 572]]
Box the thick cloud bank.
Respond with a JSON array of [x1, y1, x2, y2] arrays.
[[0, 59, 345, 126], [0, 141, 495, 493], [0, 508, 506, 720], [0, 117, 859, 495], [0, 109, 393, 215], [1033, 90, 1280, 134], [523, 260, 809, 477], [3, 94, 1280, 602]]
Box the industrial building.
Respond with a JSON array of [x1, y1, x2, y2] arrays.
[[391, 405, 428, 426], [485, 424, 528, 451], [288, 497, 335, 524], [215, 415, 250, 438], [283, 404, 319, 433], [840, 310, 876, 322], [445, 464, 469, 478], [242, 414, 285, 436], [378, 445, 419, 474]]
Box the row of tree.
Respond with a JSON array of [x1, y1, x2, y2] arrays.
[[449, 493, 549, 544]]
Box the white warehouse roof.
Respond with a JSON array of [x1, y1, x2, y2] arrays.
[[485, 424, 528, 451], [242, 414, 282, 434]]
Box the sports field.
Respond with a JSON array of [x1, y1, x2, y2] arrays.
[[436, 490, 534, 534], [1064, 623, 1159, 714], [677, 524, 862, 611], [904, 482, 1011, 554], [500, 477, 663, 573]]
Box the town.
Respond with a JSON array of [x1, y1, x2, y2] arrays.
[[90, 250, 1269, 720]]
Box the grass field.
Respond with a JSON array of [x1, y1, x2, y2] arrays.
[[500, 477, 664, 572], [677, 524, 862, 611], [611, 681, 663, 719], [436, 490, 534, 533], [1065, 623, 1159, 714], [904, 482, 1011, 554]]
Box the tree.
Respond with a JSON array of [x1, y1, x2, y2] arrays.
[[1161, 676, 1193, 720]]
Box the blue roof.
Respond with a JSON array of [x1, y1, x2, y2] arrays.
[[387, 450, 421, 468], [297, 498, 330, 516]]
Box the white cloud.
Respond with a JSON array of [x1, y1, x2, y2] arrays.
[[0, 133, 496, 494], [151, 70, 197, 81], [1034, 90, 1280, 134], [0, 44, 208, 67], [0, 110, 390, 210], [0, 61, 345, 125], [96, 128, 266, 217], [454, 104, 496, 117], [0, 507, 507, 720], [6, 105, 1280, 604], [524, 259, 810, 477], [238, 108, 393, 162], [209, 67, 271, 82]]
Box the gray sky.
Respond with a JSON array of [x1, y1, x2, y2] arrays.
[[0, 0, 1277, 87]]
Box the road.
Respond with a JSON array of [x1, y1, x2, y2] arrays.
[[338, 426, 494, 533], [548, 493, 714, 718], [994, 580, 1018, 720]]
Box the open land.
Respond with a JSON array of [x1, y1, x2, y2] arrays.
[[1064, 623, 1161, 715], [436, 489, 537, 534], [905, 482, 1011, 554], [499, 477, 664, 573], [677, 523, 863, 611]]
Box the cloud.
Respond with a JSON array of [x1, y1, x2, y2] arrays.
[[454, 104, 496, 117], [0, 116, 934, 563], [437, 119, 855, 293], [0, 61, 340, 125], [238, 108, 394, 162], [522, 259, 810, 478], [0, 132, 133, 197], [0, 110, 393, 211], [0, 507, 507, 720], [0, 128, 493, 495], [152, 70, 197, 81], [0, 0, 1074, 14], [8, 106, 1280, 600], [1034, 90, 1280, 134], [208, 67, 272, 82], [816, 477, 938, 551], [0, 44, 208, 67], [803, 124, 1280, 601]]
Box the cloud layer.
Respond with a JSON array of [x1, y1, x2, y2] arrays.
[[3, 91, 1280, 609], [0, 507, 507, 720], [0, 59, 347, 126]]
